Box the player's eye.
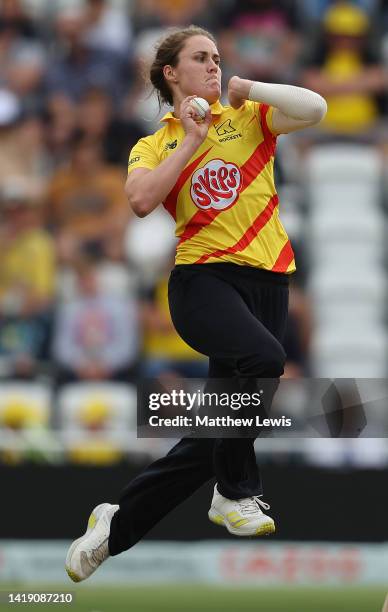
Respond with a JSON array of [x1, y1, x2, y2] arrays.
[[194, 54, 220, 65]]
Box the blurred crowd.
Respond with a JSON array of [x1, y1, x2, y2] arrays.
[[1, 0, 388, 387], [1, 0, 388, 465]]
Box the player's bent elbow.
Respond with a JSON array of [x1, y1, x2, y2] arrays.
[[134, 207, 151, 218], [128, 198, 151, 218], [131, 207, 147, 218], [125, 181, 155, 217], [127, 191, 159, 218]]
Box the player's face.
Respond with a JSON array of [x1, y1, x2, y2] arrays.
[[171, 35, 222, 104]]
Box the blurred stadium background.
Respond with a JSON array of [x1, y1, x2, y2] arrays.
[[0, 0, 388, 610]]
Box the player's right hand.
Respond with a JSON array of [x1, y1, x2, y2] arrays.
[[180, 96, 212, 143]]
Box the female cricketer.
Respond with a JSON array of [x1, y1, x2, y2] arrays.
[[66, 25, 327, 582]]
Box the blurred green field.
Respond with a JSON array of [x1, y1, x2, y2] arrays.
[[1, 585, 386, 612]]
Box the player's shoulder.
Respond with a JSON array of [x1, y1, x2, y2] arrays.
[[128, 123, 172, 170], [132, 127, 161, 149], [132, 124, 170, 153]]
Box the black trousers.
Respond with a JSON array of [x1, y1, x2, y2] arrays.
[[109, 263, 289, 555]]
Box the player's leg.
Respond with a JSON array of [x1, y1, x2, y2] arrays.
[[208, 275, 289, 535], [168, 267, 286, 384], [213, 277, 289, 501], [108, 436, 215, 555], [66, 436, 215, 581], [169, 268, 287, 536], [65, 269, 286, 579], [108, 273, 268, 556], [109, 279, 284, 555]]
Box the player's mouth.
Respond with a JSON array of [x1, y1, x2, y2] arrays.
[[206, 77, 220, 86]]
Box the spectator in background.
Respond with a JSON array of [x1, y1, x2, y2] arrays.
[[4, 45, 46, 112], [218, 0, 302, 85], [45, 5, 130, 104], [297, 0, 379, 26], [0, 90, 50, 193], [380, 0, 388, 64], [151, 0, 214, 27], [141, 260, 208, 379], [0, 178, 55, 378], [52, 255, 139, 384], [83, 0, 133, 57], [0, 88, 22, 180], [132, 0, 215, 32], [301, 1, 386, 138], [44, 94, 78, 169], [0, 0, 37, 36], [0, 0, 46, 113], [45, 131, 130, 263], [77, 87, 144, 167]]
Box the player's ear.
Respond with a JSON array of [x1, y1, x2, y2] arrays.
[[163, 65, 177, 84]]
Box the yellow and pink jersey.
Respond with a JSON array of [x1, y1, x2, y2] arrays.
[[127, 100, 295, 273]]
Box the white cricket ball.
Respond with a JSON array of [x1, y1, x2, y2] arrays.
[[190, 97, 210, 119]]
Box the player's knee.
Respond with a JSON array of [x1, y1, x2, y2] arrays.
[[240, 343, 286, 377], [259, 345, 286, 377], [266, 343, 287, 377], [263, 357, 285, 377]]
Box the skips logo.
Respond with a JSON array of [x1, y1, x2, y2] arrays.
[[190, 159, 242, 210]]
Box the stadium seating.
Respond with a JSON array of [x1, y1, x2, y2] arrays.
[[306, 145, 388, 377], [57, 382, 137, 463]]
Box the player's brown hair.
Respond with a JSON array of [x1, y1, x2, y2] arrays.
[[149, 25, 216, 107]]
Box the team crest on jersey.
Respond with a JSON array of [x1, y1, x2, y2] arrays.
[[215, 119, 236, 136], [190, 159, 242, 210]]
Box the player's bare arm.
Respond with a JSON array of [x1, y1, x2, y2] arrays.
[[228, 75, 327, 135], [125, 96, 211, 218]]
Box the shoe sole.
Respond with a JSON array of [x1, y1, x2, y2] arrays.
[[65, 503, 111, 583], [208, 509, 275, 537]]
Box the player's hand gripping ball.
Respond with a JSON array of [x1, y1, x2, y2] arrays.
[[190, 97, 210, 121]]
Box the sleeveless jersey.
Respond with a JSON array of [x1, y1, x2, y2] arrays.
[[127, 100, 295, 273]]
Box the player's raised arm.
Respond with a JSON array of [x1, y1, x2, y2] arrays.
[[228, 75, 327, 135], [125, 96, 212, 218]]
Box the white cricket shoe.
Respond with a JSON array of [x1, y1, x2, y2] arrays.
[[208, 485, 275, 536], [65, 502, 119, 582]]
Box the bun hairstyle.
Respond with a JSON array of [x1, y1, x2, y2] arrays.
[[149, 25, 216, 107]]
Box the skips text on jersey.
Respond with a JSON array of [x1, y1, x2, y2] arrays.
[[190, 159, 242, 210]]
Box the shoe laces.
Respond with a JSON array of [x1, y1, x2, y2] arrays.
[[238, 496, 270, 516]]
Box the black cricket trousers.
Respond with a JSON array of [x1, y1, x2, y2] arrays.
[[109, 263, 289, 555]]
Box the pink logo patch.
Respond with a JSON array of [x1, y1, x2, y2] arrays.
[[190, 159, 242, 210]]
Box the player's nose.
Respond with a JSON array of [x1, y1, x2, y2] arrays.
[[208, 59, 218, 72]]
